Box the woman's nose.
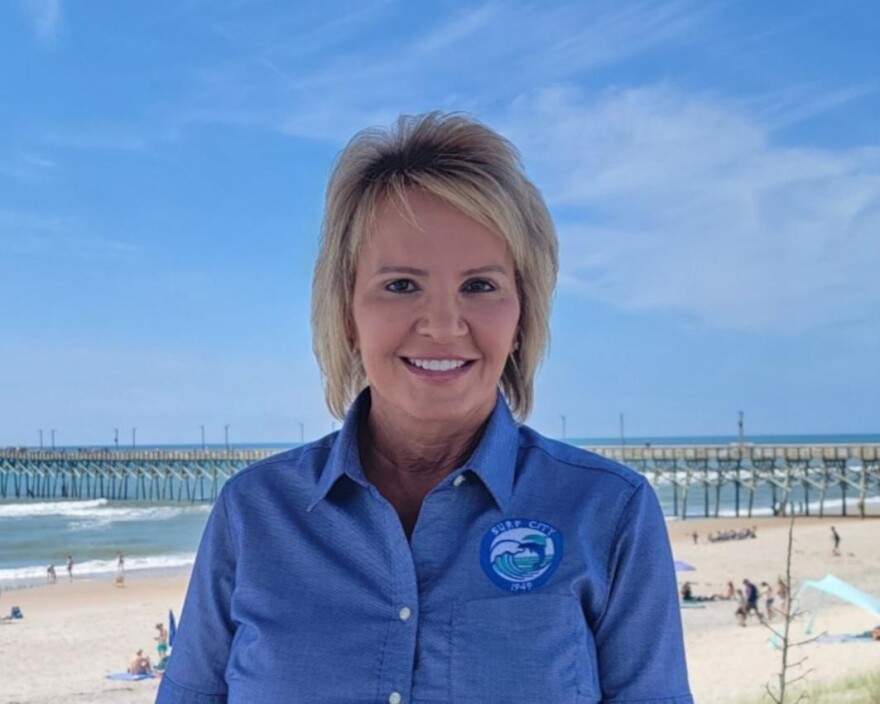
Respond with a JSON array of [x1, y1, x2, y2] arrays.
[[415, 294, 468, 342]]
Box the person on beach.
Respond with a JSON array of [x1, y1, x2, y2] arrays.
[[46, 564, 56, 583], [116, 552, 125, 587], [155, 622, 168, 661], [831, 525, 841, 555], [714, 579, 735, 600], [743, 579, 764, 623], [734, 588, 748, 626], [66, 555, 73, 581], [157, 112, 693, 703], [128, 649, 153, 676], [680, 581, 693, 601], [760, 581, 775, 620], [776, 578, 789, 617]]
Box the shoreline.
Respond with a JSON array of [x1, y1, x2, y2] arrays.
[[0, 562, 194, 593], [2, 516, 878, 703]]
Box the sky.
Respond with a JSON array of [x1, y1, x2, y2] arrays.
[[1, 0, 879, 447]]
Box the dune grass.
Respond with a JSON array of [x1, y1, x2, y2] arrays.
[[737, 669, 880, 703]]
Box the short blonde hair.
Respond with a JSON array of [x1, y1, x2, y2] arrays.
[[312, 112, 558, 421]]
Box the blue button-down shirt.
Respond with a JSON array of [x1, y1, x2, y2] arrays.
[[157, 391, 692, 703]]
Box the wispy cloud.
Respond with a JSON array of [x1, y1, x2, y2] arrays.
[[503, 84, 880, 332], [41, 124, 154, 152], [0, 151, 60, 182], [21, 0, 61, 42], [171, 0, 706, 142], [0, 209, 140, 260]]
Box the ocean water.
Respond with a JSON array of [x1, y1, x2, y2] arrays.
[[0, 499, 209, 588], [1, 433, 878, 589]]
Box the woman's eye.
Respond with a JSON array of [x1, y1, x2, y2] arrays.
[[463, 279, 496, 293], [385, 279, 417, 293]]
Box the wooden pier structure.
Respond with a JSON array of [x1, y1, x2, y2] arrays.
[[1, 443, 878, 518]]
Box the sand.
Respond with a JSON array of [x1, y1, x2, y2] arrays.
[[1, 516, 877, 704]]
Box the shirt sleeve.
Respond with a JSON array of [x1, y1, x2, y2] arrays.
[[156, 488, 237, 704], [592, 481, 693, 703]]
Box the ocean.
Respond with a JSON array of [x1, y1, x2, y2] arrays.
[[1, 434, 877, 590], [0, 498, 209, 589]]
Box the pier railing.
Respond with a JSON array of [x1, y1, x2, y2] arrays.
[[1, 444, 878, 518]]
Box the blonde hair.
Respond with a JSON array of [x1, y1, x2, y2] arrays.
[[312, 112, 558, 421]]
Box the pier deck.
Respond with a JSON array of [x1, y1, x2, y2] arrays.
[[1, 444, 878, 518]]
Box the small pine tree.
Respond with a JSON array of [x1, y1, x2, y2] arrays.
[[763, 514, 817, 703]]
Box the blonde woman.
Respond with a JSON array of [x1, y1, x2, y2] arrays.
[[158, 113, 692, 704]]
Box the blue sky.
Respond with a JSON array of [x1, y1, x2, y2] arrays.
[[2, 0, 879, 447]]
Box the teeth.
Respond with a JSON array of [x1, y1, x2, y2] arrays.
[[408, 358, 467, 371]]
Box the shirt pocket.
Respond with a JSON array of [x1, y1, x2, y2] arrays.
[[450, 594, 600, 704]]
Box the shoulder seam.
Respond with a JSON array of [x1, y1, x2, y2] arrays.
[[519, 441, 643, 489], [596, 481, 646, 629]]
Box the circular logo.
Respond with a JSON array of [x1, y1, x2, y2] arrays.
[[480, 518, 563, 593]]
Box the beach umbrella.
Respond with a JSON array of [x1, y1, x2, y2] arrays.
[[674, 560, 696, 572], [168, 609, 177, 648]]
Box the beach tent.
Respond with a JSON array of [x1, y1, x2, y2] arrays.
[[795, 574, 880, 634]]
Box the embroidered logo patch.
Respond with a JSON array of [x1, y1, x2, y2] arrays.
[[480, 518, 563, 593]]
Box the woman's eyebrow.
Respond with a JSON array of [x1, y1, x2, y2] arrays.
[[461, 265, 509, 276], [373, 265, 428, 277], [372, 264, 509, 277]]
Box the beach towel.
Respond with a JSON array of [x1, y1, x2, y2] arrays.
[[106, 672, 157, 681], [816, 632, 877, 644]]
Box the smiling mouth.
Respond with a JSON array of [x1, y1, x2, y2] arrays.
[[403, 357, 476, 372]]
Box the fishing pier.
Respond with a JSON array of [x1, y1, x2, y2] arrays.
[[1, 444, 878, 519]]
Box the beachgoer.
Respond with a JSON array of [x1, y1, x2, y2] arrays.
[[761, 581, 774, 620], [128, 649, 153, 676], [691, 531, 698, 545], [47, 564, 56, 584], [776, 578, 789, 617], [831, 526, 841, 555], [157, 113, 693, 703], [734, 589, 747, 626], [155, 622, 169, 660], [715, 580, 735, 600], [680, 581, 693, 602], [116, 552, 126, 587], [743, 579, 764, 623], [66, 555, 73, 581]]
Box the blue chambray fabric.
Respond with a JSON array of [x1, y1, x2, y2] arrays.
[[156, 390, 693, 704]]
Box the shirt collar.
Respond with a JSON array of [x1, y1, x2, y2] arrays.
[[308, 388, 520, 512]]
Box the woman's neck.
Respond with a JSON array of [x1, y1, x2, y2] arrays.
[[357, 395, 492, 536]]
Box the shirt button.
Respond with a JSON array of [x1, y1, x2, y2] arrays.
[[389, 692, 402, 704], [452, 474, 466, 487], [398, 606, 412, 622]]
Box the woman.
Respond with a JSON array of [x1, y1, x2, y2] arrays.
[[157, 113, 692, 703]]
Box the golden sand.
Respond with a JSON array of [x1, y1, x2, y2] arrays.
[[1, 516, 876, 703]]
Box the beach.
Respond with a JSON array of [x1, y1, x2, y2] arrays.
[[1, 516, 877, 704]]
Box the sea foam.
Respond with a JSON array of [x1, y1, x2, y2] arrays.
[[0, 552, 196, 586]]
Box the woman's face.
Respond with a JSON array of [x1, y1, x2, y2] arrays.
[[352, 190, 520, 428]]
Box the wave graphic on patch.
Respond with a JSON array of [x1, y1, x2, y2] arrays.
[[486, 530, 557, 586]]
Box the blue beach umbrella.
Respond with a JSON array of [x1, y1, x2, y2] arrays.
[[674, 560, 696, 572], [168, 609, 177, 648]]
